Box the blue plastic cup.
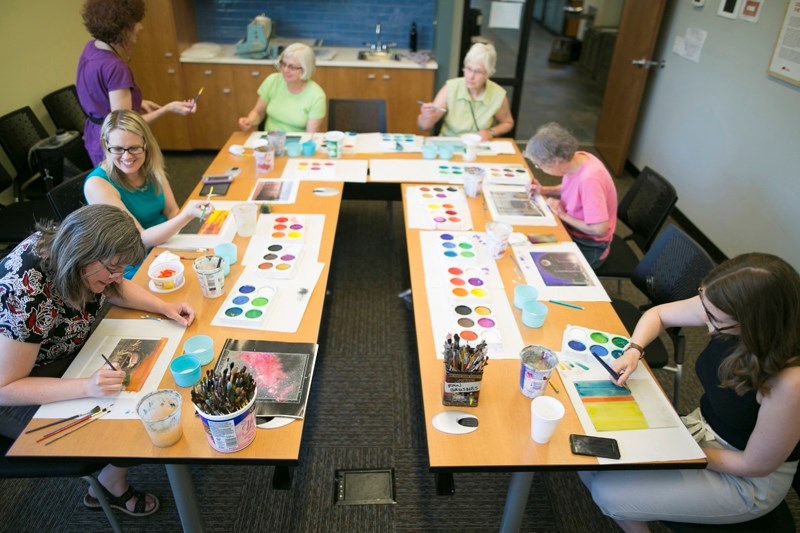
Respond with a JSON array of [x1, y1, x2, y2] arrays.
[[514, 284, 538, 309], [170, 355, 201, 387], [301, 140, 316, 156], [183, 335, 214, 366], [422, 144, 438, 159], [522, 301, 548, 328], [287, 143, 302, 157], [438, 145, 454, 160], [214, 243, 237, 277]]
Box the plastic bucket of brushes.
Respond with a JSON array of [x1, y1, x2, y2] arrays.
[[194, 388, 257, 453]]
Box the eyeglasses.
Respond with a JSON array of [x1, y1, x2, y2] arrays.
[[84, 260, 126, 279], [278, 60, 302, 72], [463, 66, 487, 76], [107, 145, 146, 155], [698, 287, 738, 333]]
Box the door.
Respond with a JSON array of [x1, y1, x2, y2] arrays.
[[594, 0, 667, 175]]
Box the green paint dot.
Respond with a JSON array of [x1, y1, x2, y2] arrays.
[[611, 336, 628, 348], [251, 297, 269, 306], [590, 332, 609, 343], [461, 251, 475, 258], [245, 309, 263, 319]]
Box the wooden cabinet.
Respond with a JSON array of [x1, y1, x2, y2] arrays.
[[129, 0, 196, 150], [318, 67, 434, 133], [231, 65, 273, 118], [182, 64, 237, 149]]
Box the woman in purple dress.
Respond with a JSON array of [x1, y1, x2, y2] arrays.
[[76, 0, 196, 164]]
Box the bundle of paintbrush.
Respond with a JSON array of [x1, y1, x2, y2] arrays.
[[191, 362, 256, 415], [442, 333, 489, 373], [24, 405, 112, 445]]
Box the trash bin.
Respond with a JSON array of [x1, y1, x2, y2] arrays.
[[548, 37, 576, 64]]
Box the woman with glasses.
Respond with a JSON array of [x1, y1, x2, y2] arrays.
[[84, 110, 213, 279], [238, 43, 327, 133], [417, 43, 514, 141], [581, 253, 800, 531], [77, 0, 196, 165], [0, 204, 195, 517], [524, 122, 617, 268]]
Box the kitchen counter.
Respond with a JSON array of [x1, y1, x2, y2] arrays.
[[181, 44, 437, 70]]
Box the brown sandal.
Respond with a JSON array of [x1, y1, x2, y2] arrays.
[[83, 482, 160, 517]]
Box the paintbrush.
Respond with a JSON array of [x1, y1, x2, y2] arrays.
[[193, 86, 204, 103], [44, 409, 111, 446], [200, 187, 213, 219], [36, 410, 102, 443], [416, 99, 446, 113], [24, 405, 101, 434], [99, 352, 117, 371]]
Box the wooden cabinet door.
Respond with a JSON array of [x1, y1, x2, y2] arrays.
[[131, 0, 179, 63], [131, 61, 192, 150], [183, 64, 237, 149], [231, 65, 273, 118]]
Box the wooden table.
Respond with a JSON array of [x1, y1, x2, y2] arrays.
[[400, 143, 706, 532], [8, 132, 343, 532]]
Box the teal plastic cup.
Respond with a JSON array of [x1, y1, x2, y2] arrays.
[[170, 355, 201, 387], [514, 284, 538, 309], [522, 301, 548, 328], [422, 144, 438, 159], [183, 335, 214, 366]]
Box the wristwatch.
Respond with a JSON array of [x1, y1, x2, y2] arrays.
[[625, 342, 645, 360]]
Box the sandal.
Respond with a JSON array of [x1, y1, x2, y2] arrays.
[[83, 481, 160, 517]]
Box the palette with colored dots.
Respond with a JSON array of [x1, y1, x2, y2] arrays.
[[443, 265, 491, 299], [560, 325, 630, 364], [262, 214, 306, 242], [211, 277, 279, 330], [380, 133, 420, 152], [407, 185, 472, 230], [437, 232, 480, 261], [291, 160, 337, 179], [243, 242, 304, 279], [480, 164, 531, 186], [451, 302, 503, 347]]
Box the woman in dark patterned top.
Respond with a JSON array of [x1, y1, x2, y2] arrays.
[[0, 204, 195, 516], [581, 253, 800, 531]]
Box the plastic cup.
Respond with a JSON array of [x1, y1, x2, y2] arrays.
[[519, 345, 558, 398], [438, 145, 454, 160], [514, 284, 538, 309], [136, 389, 183, 448], [522, 301, 548, 328], [287, 143, 302, 157], [267, 131, 286, 156], [343, 132, 358, 154], [485, 221, 513, 259], [324, 130, 345, 159], [214, 242, 237, 277], [231, 203, 258, 237], [301, 140, 316, 156], [193, 255, 225, 298], [463, 167, 485, 198], [530, 396, 565, 444], [147, 260, 184, 291], [422, 144, 438, 159], [169, 354, 201, 387], [183, 335, 214, 366], [253, 144, 275, 173], [461, 133, 481, 162]]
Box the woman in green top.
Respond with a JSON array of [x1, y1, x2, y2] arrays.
[[238, 43, 327, 133], [418, 43, 515, 141]]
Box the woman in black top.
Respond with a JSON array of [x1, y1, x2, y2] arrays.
[[581, 253, 800, 531]]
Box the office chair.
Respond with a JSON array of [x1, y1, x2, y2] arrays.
[[0, 436, 120, 532], [328, 99, 387, 133], [610, 224, 715, 407], [0, 163, 55, 254], [661, 501, 795, 532], [0, 106, 50, 201], [42, 85, 87, 134], [47, 171, 89, 222], [596, 167, 678, 288]]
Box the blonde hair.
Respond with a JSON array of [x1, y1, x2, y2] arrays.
[[100, 109, 166, 194], [464, 42, 497, 77], [278, 43, 316, 81]]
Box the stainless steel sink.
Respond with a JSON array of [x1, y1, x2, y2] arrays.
[[357, 50, 400, 62]]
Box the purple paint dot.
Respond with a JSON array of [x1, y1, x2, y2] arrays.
[[290, 224, 303, 230], [468, 278, 484, 286], [281, 254, 295, 261], [477, 317, 495, 328], [434, 217, 446, 223]]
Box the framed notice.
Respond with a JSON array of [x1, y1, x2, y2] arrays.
[[768, 1, 800, 86]]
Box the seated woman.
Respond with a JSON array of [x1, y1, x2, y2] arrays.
[[77, 0, 196, 165], [524, 122, 617, 268], [238, 43, 327, 133], [582, 253, 800, 531], [84, 109, 212, 279], [417, 42, 514, 141], [0, 204, 196, 516]]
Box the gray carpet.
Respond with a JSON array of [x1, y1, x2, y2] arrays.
[[1, 152, 797, 532]]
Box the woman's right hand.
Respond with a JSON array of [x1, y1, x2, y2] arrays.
[[86, 368, 126, 397], [238, 116, 254, 131], [166, 100, 197, 116], [528, 177, 543, 196], [186, 200, 214, 220]]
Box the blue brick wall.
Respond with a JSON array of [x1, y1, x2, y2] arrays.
[[194, 0, 435, 50]]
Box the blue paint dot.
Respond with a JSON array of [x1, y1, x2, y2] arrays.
[[590, 345, 608, 357], [239, 285, 256, 294]]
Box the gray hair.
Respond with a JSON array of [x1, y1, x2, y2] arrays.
[[35, 204, 145, 307], [464, 42, 497, 77], [525, 123, 579, 167], [279, 43, 316, 81]]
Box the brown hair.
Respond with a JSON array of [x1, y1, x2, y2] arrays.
[[82, 0, 145, 46], [701, 253, 800, 394]]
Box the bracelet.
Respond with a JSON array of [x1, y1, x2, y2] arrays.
[[625, 342, 645, 360]]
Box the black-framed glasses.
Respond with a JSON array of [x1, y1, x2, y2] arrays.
[[278, 60, 302, 72], [85, 260, 126, 279], [698, 287, 738, 333], [107, 145, 146, 155]]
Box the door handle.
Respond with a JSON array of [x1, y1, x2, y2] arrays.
[[630, 58, 665, 69]]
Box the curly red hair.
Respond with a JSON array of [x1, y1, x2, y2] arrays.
[[81, 0, 145, 45]]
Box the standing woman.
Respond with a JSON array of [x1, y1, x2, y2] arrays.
[[238, 43, 327, 133], [77, 0, 196, 165], [83, 110, 212, 279], [0, 204, 195, 516], [581, 253, 800, 531], [417, 43, 514, 141]]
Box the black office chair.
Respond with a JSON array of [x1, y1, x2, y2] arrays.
[[662, 502, 795, 532], [42, 85, 88, 134], [611, 224, 715, 406], [596, 167, 677, 287], [1, 436, 120, 532], [47, 170, 89, 222], [328, 98, 387, 133], [0, 163, 55, 254], [0, 107, 50, 201]]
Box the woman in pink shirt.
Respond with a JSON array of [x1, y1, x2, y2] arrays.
[[524, 123, 617, 268]]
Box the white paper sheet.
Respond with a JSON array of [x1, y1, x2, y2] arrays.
[[280, 159, 368, 182], [483, 184, 557, 226], [34, 319, 187, 419], [513, 242, 610, 302], [405, 185, 474, 230], [355, 132, 423, 153], [369, 159, 531, 186], [160, 200, 239, 250]]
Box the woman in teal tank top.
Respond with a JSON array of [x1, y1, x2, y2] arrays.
[[84, 110, 213, 278]]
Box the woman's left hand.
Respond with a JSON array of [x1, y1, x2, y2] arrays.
[[545, 197, 564, 215], [162, 302, 195, 327]]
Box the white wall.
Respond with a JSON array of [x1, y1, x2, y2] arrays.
[[629, 1, 800, 270]]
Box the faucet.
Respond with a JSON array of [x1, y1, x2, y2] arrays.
[[375, 23, 382, 51], [362, 22, 396, 52]]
